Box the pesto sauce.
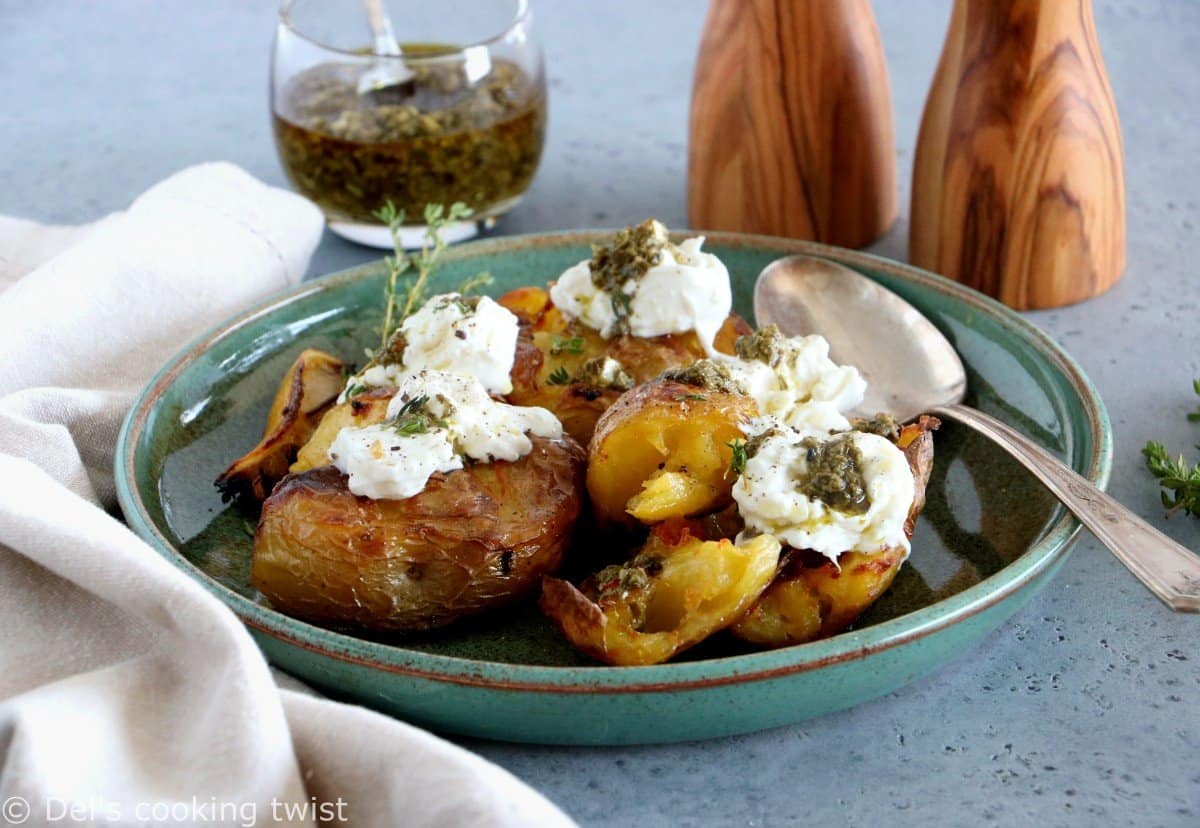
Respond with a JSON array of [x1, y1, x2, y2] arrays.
[[796, 434, 871, 515], [575, 357, 634, 391], [851, 412, 902, 441], [273, 52, 545, 223], [733, 324, 786, 365], [662, 359, 744, 394], [588, 219, 668, 335], [593, 553, 662, 630]]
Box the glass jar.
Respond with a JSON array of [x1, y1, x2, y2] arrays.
[[271, 0, 547, 247]]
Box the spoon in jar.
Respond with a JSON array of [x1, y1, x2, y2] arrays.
[[357, 0, 415, 103], [755, 254, 1200, 612]]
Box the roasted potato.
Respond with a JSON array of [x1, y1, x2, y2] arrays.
[[497, 286, 750, 445], [253, 435, 587, 632], [216, 349, 347, 501], [540, 522, 781, 665], [291, 388, 393, 473], [731, 417, 939, 648], [587, 378, 758, 526]]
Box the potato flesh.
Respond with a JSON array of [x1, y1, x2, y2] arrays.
[[626, 470, 716, 523], [731, 548, 907, 646], [540, 531, 781, 665], [291, 388, 392, 473], [587, 380, 757, 526]]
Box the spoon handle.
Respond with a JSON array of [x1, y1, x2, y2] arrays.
[[933, 403, 1200, 612]]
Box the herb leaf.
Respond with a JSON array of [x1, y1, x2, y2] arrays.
[[1143, 441, 1200, 517], [1143, 378, 1200, 518], [549, 335, 586, 356], [458, 271, 494, 297], [546, 366, 572, 386], [728, 439, 748, 477]]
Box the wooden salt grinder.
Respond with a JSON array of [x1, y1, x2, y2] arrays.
[[687, 0, 897, 249], [910, 0, 1126, 309]]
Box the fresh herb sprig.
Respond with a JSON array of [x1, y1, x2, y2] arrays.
[[546, 365, 572, 386], [1143, 378, 1200, 518], [373, 201, 473, 353]]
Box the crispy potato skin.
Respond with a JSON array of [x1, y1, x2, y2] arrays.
[[540, 527, 781, 665], [253, 435, 587, 632], [498, 286, 750, 445], [216, 349, 346, 501], [587, 379, 758, 527], [731, 418, 940, 648]]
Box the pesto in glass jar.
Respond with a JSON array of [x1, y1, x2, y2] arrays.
[[272, 47, 546, 223]]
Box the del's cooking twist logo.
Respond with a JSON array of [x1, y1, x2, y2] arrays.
[[0, 794, 348, 825]]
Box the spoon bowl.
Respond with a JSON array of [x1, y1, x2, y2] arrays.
[[753, 254, 1200, 613], [755, 255, 966, 421]]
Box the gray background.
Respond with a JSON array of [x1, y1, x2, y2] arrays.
[[4, 1, 1198, 825]]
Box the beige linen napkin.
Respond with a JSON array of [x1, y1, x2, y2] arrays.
[[0, 163, 573, 827]]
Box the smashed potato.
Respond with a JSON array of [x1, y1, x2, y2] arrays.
[[253, 435, 587, 632], [216, 349, 346, 500], [587, 378, 758, 526], [498, 286, 750, 444], [731, 418, 939, 648], [540, 522, 781, 665]]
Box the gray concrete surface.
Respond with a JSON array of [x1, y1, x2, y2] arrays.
[[4, 1, 1198, 825]]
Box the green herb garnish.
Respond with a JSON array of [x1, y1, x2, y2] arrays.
[[1143, 442, 1200, 518], [344, 382, 369, 399], [374, 201, 473, 353], [1188, 378, 1200, 423], [1143, 379, 1200, 517], [546, 366, 572, 386], [728, 439, 748, 477], [387, 394, 449, 437], [458, 271, 494, 297], [549, 335, 586, 356]]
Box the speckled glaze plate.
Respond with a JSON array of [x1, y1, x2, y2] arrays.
[[115, 231, 1111, 745]]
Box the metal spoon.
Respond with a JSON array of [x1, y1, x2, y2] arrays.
[[357, 0, 415, 102], [755, 254, 1200, 612]]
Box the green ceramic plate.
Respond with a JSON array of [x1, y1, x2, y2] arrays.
[[115, 231, 1111, 745]]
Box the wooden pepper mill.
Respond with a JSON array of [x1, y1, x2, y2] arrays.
[[910, 0, 1126, 309], [688, 0, 897, 249]]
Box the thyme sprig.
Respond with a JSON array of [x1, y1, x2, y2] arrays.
[[546, 366, 571, 386], [373, 201, 473, 353], [1143, 378, 1200, 518]]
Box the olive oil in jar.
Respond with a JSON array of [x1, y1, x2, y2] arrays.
[[272, 48, 546, 224]]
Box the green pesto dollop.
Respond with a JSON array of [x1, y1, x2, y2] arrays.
[[662, 359, 744, 395], [733, 324, 787, 366], [851, 412, 902, 442], [588, 219, 669, 334], [796, 433, 871, 515]]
